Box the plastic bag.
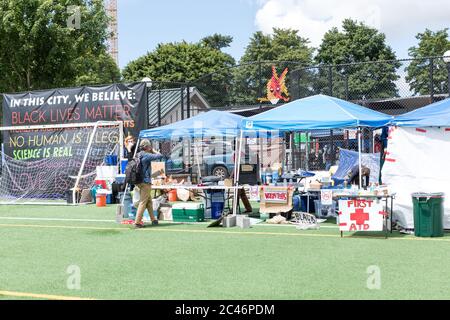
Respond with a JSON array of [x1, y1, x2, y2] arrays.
[[132, 186, 140, 208]]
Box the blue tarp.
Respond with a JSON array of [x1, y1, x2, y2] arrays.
[[392, 98, 450, 127], [242, 94, 393, 132], [332, 148, 381, 185], [139, 110, 245, 139]]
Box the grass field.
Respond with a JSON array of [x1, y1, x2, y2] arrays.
[[0, 204, 450, 300]]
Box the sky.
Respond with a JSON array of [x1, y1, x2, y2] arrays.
[[117, 0, 450, 70]]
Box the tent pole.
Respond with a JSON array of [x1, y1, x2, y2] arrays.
[[232, 135, 239, 216], [194, 139, 202, 181], [358, 127, 362, 189], [233, 131, 244, 215]]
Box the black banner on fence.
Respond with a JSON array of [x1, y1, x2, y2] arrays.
[[1, 83, 147, 158]]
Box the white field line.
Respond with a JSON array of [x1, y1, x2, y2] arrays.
[[0, 217, 115, 223], [0, 216, 340, 228]]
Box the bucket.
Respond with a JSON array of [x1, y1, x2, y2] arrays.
[[211, 201, 224, 219], [168, 189, 178, 202], [96, 194, 107, 207], [106, 193, 113, 204], [120, 159, 129, 174]]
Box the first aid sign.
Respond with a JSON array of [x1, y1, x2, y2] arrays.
[[338, 199, 386, 232]]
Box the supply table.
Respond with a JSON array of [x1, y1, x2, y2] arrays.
[[151, 185, 245, 215]]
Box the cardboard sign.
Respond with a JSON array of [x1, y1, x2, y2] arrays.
[[321, 190, 333, 206], [151, 161, 166, 179], [263, 187, 288, 204], [249, 186, 260, 201], [338, 199, 385, 232]]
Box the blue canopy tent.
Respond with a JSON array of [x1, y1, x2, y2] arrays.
[[139, 110, 244, 140], [138, 110, 246, 214], [242, 94, 392, 131], [392, 98, 450, 127], [236, 95, 393, 191]]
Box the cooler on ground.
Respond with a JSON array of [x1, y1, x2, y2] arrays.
[[172, 202, 205, 222]]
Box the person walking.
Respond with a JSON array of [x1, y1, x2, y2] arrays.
[[134, 139, 165, 228]]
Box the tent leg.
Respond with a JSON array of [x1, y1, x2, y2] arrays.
[[358, 127, 362, 189], [233, 131, 244, 215]]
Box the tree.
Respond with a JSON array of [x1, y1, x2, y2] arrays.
[[122, 36, 235, 107], [201, 33, 233, 50], [315, 19, 400, 100], [406, 28, 450, 95], [0, 0, 120, 94], [231, 28, 314, 105]]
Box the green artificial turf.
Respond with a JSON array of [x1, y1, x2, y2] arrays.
[[0, 204, 450, 300]]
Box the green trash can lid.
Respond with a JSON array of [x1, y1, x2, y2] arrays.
[[412, 192, 445, 198]]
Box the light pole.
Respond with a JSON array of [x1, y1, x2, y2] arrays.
[[141, 77, 153, 128], [142, 77, 153, 89], [444, 50, 450, 97]]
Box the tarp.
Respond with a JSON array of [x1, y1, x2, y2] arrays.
[[242, 94, 393, 132], [139, 110, 245, 139], [392, 98, 450, 127], [332, 148, 381, 185], [382, 127, 450, 229]]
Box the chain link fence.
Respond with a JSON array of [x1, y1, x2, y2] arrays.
[[187, 56, 449, 117], [148, 56, 450, 173]]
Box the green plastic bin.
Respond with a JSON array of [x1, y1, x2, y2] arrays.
[[412, 193, 444, 237]]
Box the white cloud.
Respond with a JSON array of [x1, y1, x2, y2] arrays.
[[255, 0, 450, 56]]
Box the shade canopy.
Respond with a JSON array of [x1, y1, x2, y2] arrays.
[[139, 110, 245, 140], [242, 94, 393, 132], [392, 98, 450, 127]]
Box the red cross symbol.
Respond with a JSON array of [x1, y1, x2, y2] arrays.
[[350, 208, 369, 225]]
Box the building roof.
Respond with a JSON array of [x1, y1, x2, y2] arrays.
[[148, 87, 210, 126]]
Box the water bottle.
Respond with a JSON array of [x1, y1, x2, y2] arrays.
[[272, 166, 279, 184], [261, 165, 266, 185]]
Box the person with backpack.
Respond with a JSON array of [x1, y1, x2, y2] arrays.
[[128, 139, 165, 228]]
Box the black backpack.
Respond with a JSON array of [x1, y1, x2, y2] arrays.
[[125, 155, 143, 185]]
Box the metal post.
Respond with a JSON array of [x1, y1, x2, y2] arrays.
[[345, 74, 349, 100], [447, 63, 450, 97], [180, 86, 185, 120], [358, 127, 362, 190], [430, 58, 434, 103], [157, 87, 162, 126], [144, 84, 150, 130], [328, 65, 333, 96], [330, 129, 334, 164], [258, 60, 263, 109], [233, 131, 244, 215], [186, 85, 191, 118], [119, 121, 124, 163]]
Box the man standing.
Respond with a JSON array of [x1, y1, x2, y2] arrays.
[[134, 139, 165, 228], [323, 145, 332, 171]]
